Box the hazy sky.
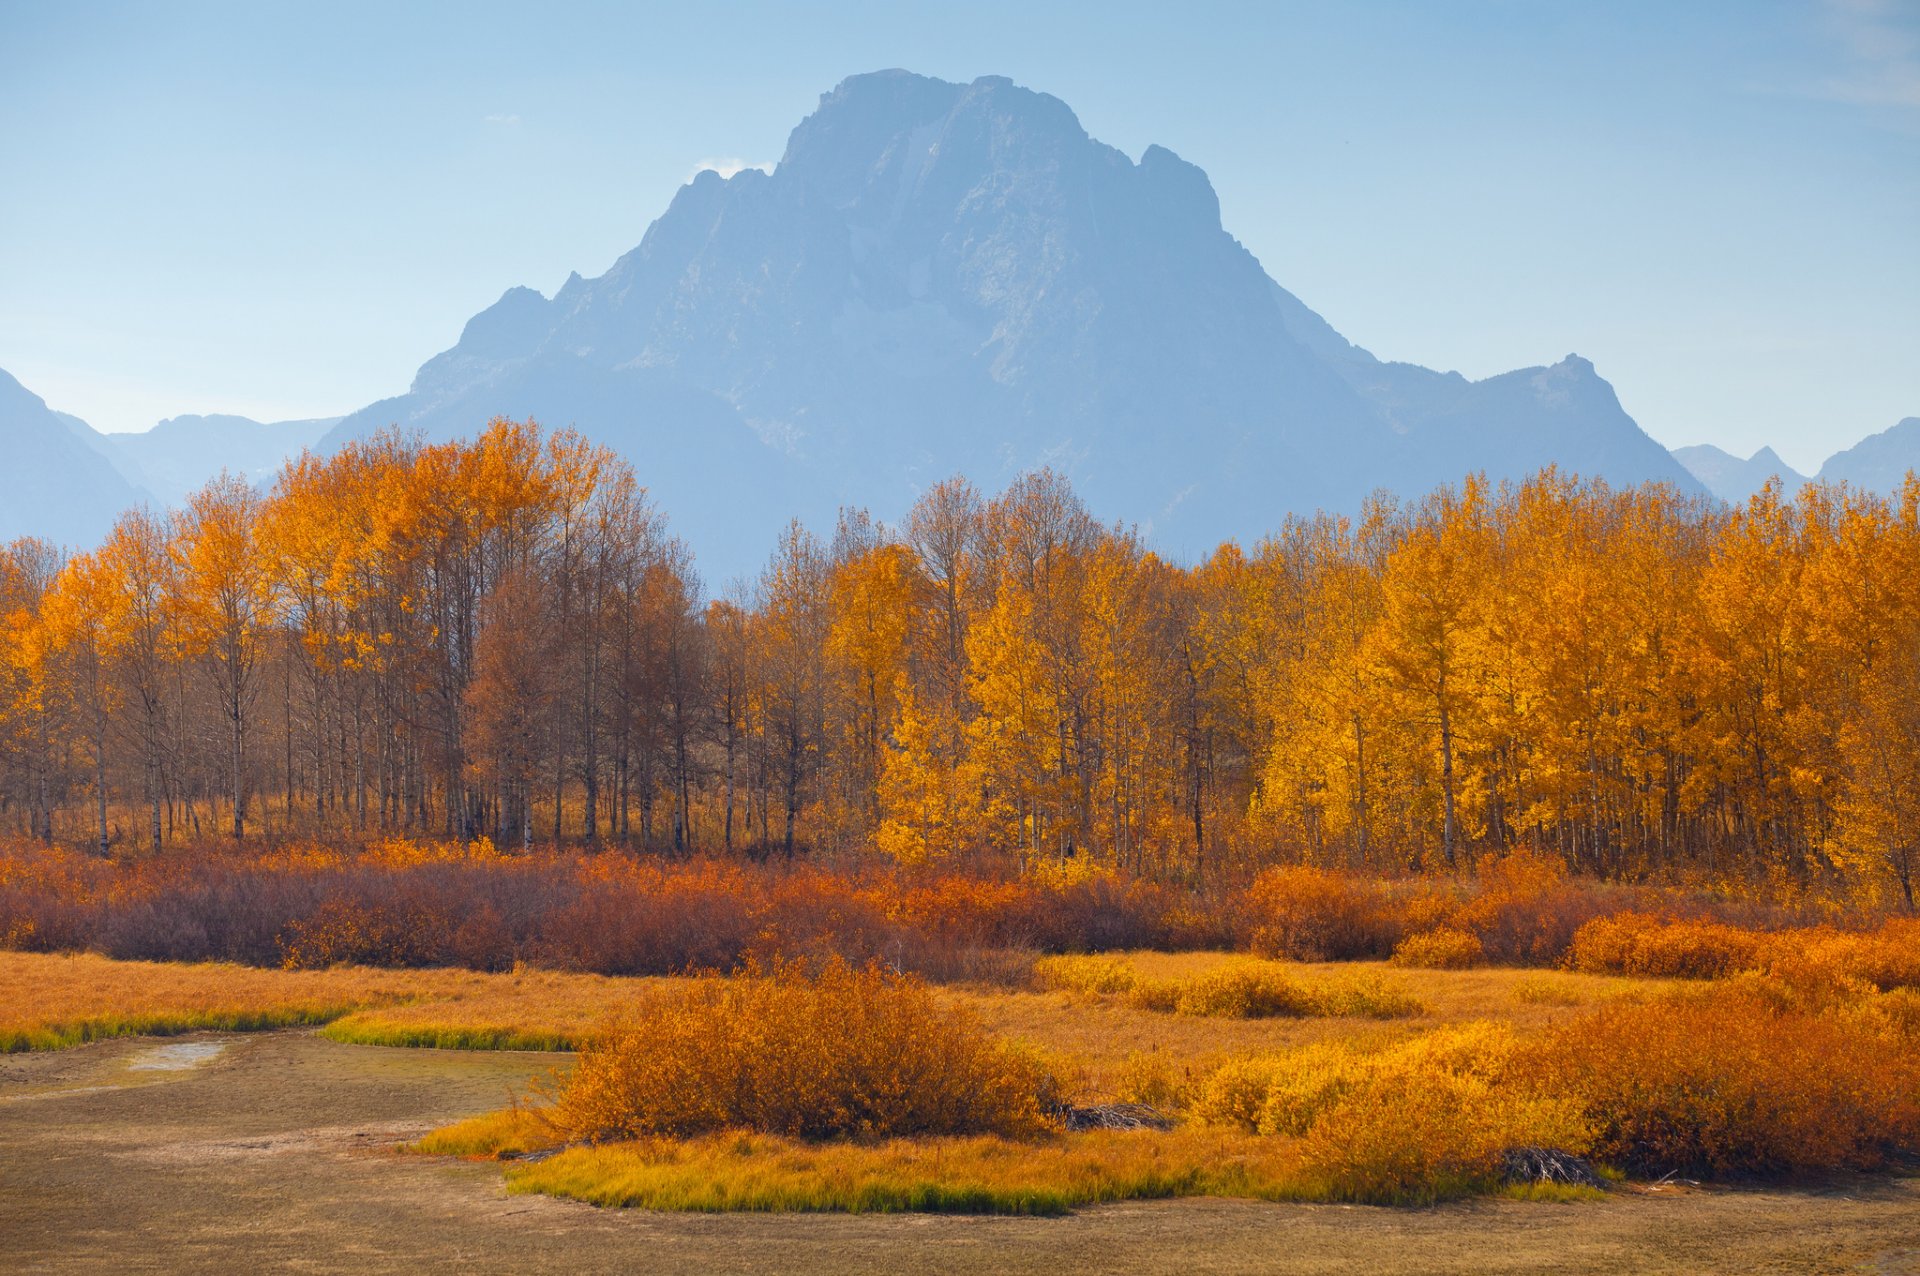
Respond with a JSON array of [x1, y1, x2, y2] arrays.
[[2, 0, 1915, 471]]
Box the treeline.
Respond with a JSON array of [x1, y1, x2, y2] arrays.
[[0, 418, 1916, 904]]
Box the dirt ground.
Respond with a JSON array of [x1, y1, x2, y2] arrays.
[[3, 1031, 1917, 1275]]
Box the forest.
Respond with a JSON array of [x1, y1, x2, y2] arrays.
[[1, 416, 1916, 908]]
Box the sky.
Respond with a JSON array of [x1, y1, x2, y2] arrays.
[[1, 1, 1916, 473]]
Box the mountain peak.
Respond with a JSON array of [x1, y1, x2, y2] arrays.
[[307, 70, 1704, 576]]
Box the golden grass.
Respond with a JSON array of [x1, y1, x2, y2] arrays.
[[1034, 954, 1424, 1020], [0, 951, 417, 1051], [323, 971, 664, 1051], [501, 1129, 1308, 1215], [966, 954, 1665, 1095], [0, 950, 646, 1053], [410, 1105, 557, 1159], [2, 949, 1668, 1073]]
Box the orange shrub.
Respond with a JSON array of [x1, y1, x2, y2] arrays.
[[1564, 913, 1769, 980], [1535, 987, 1920, 1177], [552, 960, 1058, 1142], [1243, 867, 1399, 961], [1452, 850, 1616, 965], [1774, 921, 1920, 993], [1391, 928, 1484, 969]]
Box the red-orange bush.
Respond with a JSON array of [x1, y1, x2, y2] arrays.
[[1450, 851, 1619, 965], [1535, 987, 1920, 1177], [1564, 912, 1770, 979], [1243, 867, 1400, 961], [552, 959, 1057, 1142]]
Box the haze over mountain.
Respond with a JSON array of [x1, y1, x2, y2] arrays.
[[23, 70, 1908, 574], [106, 413, 338, 507], [315, 70, 1707, 577], [1818, 418, 1920, 497], [0, 367, 339, 547], [0, 368, 148, 548], [1670, 444, 1810, 505]]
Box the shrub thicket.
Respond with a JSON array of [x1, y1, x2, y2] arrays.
[[551, 959, 1058, 1142], [1534, 986, 1920, 1177]]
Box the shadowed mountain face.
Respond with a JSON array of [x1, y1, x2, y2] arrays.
[[0, 368, 146, 549], [1819, 418, 1920, 496], [0, 369, 339, 549], [319, 70, 1704, 578], [1671, 444, 1811, 504]]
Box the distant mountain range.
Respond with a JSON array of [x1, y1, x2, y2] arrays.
[[3, 70, 1913, 572], [1671, 418, 1920, 505], [1669, 445, 1811, 505], [0, 367, 335, 546]]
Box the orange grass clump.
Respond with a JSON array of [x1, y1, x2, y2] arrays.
[[551, 959, 1059, 1143]]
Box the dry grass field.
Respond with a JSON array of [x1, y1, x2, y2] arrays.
[[4, 942, 1919, 1270]]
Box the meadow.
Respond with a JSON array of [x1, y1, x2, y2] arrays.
[[7, 852, 1917, 1215]]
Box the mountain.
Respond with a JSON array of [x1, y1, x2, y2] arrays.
[[1818, 417, 1920, 496], [0, 367, 151, 549], [1670, 444, 1811, 504], [107, 413, 338, 507], [318, 69, 1705, 577]]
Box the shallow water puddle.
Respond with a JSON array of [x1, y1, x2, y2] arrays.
[[127, 1041, 229, 1071]]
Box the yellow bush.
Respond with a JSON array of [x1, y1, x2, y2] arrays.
[[1773, 922, 1920, 993], [1112, 1050, 1194, 1111], [1032, 953, 1138, 995], [1246, 1041, 1357, 1136], [1165, 963, 1318, 1018], [1187, 1023, 1586, 1202], [1312, 972, 1425, 1018], [1035, 954, 1421, 1021], [1188, 1054, 1296, 1130], [550, 959, 1058, 1143], [1296, 1069, 1589, 1204], [1392, 928, 1484, 970]]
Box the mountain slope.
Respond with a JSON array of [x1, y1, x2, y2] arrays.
[[1818, 417, 1920, 496], [320, 70, 1702, 574], [1671, 444, 1811, 504], [0, 368, 150, 549], [106, 413, 338, 507]]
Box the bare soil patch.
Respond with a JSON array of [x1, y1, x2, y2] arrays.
[[2, 1031, 1916, 1274]]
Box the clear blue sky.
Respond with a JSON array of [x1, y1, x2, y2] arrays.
[[2, 0, 1915, 472]]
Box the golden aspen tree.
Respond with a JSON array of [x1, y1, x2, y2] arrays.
[[1370, 477, 1492, 868], [826, 539, 920, 833], [174, 475, 274, 839], [758, 522, 830, 856], [0, 539, 63, 841]]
